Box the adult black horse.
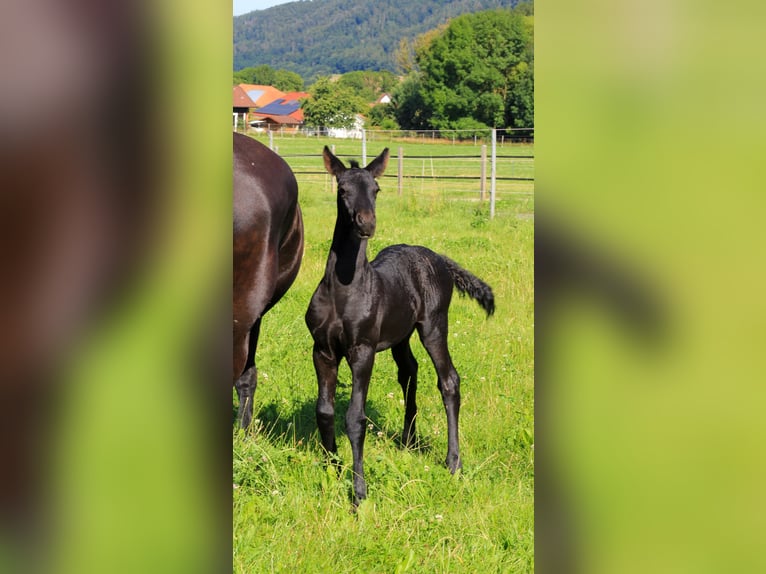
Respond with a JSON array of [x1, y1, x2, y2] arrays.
[[233, 133, 304, 428], [306, 147, 494, 506]]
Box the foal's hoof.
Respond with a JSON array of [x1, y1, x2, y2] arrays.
[[326, 453, 343, 475], [350, 479, 368, 509], [400, 434, 417, 450], [445, 455, 462, 474]]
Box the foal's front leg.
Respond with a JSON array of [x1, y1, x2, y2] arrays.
[[313, 345, 339, 456], [346, 345, 375, 505]]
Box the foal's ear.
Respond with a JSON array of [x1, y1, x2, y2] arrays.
[[365, 148, 389, 179], [323, 146, 346, 177]]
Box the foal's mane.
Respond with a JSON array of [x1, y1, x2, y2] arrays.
[[349, 159, 360, 169]]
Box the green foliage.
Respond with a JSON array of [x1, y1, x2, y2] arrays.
[[514, 0, 534, 16], [506, 60, 534, 128], [367, 103, 399, 129], [451, 117, 492, 139], [273, 69, 306, 92], [233, 64, 304, 91], [233, 0, 519, 79], [411, 8, 534, 130], [337, 70, 398, 102], [392, 73, 431, 130], [302, 77, 367, 130]]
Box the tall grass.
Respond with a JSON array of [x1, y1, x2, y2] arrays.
[[233, 136, 534, 573]]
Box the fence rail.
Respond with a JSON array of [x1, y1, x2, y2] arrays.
[[244, 129, 534, 219]]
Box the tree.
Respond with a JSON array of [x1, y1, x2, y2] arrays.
[[337, 71, 398, 103], [398, 7, 534, 131], [391, 73, 430, 130], [272, 69, 305, 92], [302, 77, 367, 131], [367, 103, 399, 130], [394, 24, 447, 75], [506, 60, 533, 128]]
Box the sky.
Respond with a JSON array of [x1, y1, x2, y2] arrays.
[[233, 0, 295, 16]]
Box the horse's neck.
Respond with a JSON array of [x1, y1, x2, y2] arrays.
[[326, 223, 371, 286]]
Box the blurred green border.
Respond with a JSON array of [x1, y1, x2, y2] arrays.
[[538, 1, 766, 572], [48, 4, 232, 574]]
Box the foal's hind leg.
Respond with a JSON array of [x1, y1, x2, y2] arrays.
[[392, 340, 418, 448], [418, 324, 462, 473], [234, 319, 261, 429]]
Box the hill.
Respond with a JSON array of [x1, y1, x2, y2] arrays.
[[234, 0, 521, 79]]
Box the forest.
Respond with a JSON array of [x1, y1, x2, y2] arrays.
[[234, 0, 525, 79]]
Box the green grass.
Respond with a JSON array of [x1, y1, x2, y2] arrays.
[[233, 135, 534, 573]]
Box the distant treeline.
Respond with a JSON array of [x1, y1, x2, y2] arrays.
[[234, 0, 525, 80]]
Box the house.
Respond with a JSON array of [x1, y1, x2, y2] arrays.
[[232, 84, 291, 130], [232, 85, 257, 115], [249, 92, 309, 132], [233, 85, 256, 129], [327, 114, 366, 139]]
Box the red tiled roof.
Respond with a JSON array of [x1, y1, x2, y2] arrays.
[[237, 84, 285, 107], [282, 91, 310, 102], [233, 85, 257, 108]]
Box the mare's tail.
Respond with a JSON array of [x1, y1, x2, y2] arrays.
[[442, 256, 495, 317]]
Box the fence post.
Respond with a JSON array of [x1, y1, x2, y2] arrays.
[[330, 144, 336, 194], [480, 144, 487, 201], [268, 131, 274, 150], [490, 129, 497, 219], [398, 147, 403, 196], [362, 129, 367, 166]]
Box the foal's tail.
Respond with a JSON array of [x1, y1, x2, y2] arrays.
[[442, 256, 496, 317]]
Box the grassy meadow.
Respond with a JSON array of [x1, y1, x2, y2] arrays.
[[233, 134, 534, 573]]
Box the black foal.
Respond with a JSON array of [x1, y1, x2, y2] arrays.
[[305, 146, 495, 505]]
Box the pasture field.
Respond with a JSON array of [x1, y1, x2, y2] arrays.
[[243, 131, 535, 217], [233, 134, 534, 573]]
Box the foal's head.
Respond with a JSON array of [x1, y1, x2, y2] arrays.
[[323, 146, 389, 239]]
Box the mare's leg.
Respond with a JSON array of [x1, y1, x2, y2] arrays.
[[391, 339, 418, 448], [233, 240, 277, 428], [234, 319, 261, 429], [418, 321, 462, 473], [313, 345, 339, 455], [346, 345, 375, 505]]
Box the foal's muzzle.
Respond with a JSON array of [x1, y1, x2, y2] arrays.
[[354, 210, 376, 239]]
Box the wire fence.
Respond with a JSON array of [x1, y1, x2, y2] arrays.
[[246, 128, 534, 219]]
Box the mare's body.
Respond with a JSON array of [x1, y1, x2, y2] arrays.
[[233, 133, 303, 428]]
